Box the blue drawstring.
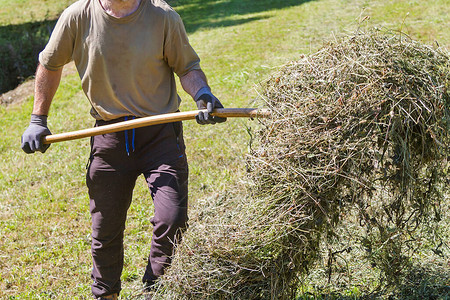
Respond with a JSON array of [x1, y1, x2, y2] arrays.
[[124, 116, 136, 156], [132, 124, 135, 153]]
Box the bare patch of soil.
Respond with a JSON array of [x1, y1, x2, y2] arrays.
[[0, 62, 77, 107]]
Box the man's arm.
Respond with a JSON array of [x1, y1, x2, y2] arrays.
[[179, 69, 226, 125], [33, 63, 63, 115], [179, 69, 208, 98], [21, 64, 63, 153]]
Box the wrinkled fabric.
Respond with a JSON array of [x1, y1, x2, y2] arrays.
[[39, 0, 200, 120], [86, 119, 188, 297]]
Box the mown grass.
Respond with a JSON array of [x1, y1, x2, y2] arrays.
[[1, 0, 449, 298], [0, 0, 76, 26]]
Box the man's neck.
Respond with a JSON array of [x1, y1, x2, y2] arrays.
[[99, 0, 142, 18]]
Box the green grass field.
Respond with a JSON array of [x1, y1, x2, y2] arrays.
[[1, 0, 449, 298]]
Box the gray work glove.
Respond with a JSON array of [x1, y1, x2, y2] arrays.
[[194, 87, 227, 125], [21, 114, 52, 154]]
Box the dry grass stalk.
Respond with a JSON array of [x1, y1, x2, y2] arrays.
[[154, 30, 449, 299]]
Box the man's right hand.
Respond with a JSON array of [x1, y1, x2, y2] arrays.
[[194, 87, 227, 125], [21, 114, 52, 154]]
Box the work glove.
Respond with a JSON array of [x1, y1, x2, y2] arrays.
[[194, 87, 227, 125], [21, 114, 52, 154]]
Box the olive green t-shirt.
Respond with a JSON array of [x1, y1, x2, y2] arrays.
[[39, 0, 201, 120]]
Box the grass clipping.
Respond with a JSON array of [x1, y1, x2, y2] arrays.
[[155, 31, 449, 299]]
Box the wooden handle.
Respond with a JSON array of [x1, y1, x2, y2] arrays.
[[43, 108, 270, 144]]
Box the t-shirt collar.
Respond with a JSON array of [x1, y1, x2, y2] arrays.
[[95, 0, 146, 23]]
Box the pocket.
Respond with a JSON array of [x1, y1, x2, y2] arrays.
[[172, 121, 186, 153], [86, 134, 95, 170], [172, 121, 182, 138]]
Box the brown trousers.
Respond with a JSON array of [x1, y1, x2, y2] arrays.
[[86, 118, 188, 297]]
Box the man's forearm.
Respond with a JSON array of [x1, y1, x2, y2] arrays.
[[179, 69, 208, 99], [32, 63, 63, 116], [180, 68, 226, 124]]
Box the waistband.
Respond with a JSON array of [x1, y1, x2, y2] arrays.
[[95, 116, 137, 126], [95, 116, 137, 156]]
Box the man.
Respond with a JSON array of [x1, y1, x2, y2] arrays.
[[21, 0, 226, 298]]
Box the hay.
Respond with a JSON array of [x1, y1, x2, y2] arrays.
[[154, 30, 449, 299]]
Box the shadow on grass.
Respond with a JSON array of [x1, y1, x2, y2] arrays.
[[169, 0, 314, 33], [0, 20, 56, 94], [390, 263, 450, 300], [298, 263, 450, 300], [0, 0, 313, 94]]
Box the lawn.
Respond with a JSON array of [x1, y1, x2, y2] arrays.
[[0, 0, 449, 298]]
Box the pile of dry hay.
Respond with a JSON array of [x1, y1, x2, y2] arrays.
[[154, 31, 449, 299]]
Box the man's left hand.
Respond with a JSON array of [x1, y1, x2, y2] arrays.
[[194, 87, 227, 125]]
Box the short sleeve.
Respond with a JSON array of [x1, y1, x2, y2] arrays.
[[163, 11, 201, 77], [39, 8, 76, 71]]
